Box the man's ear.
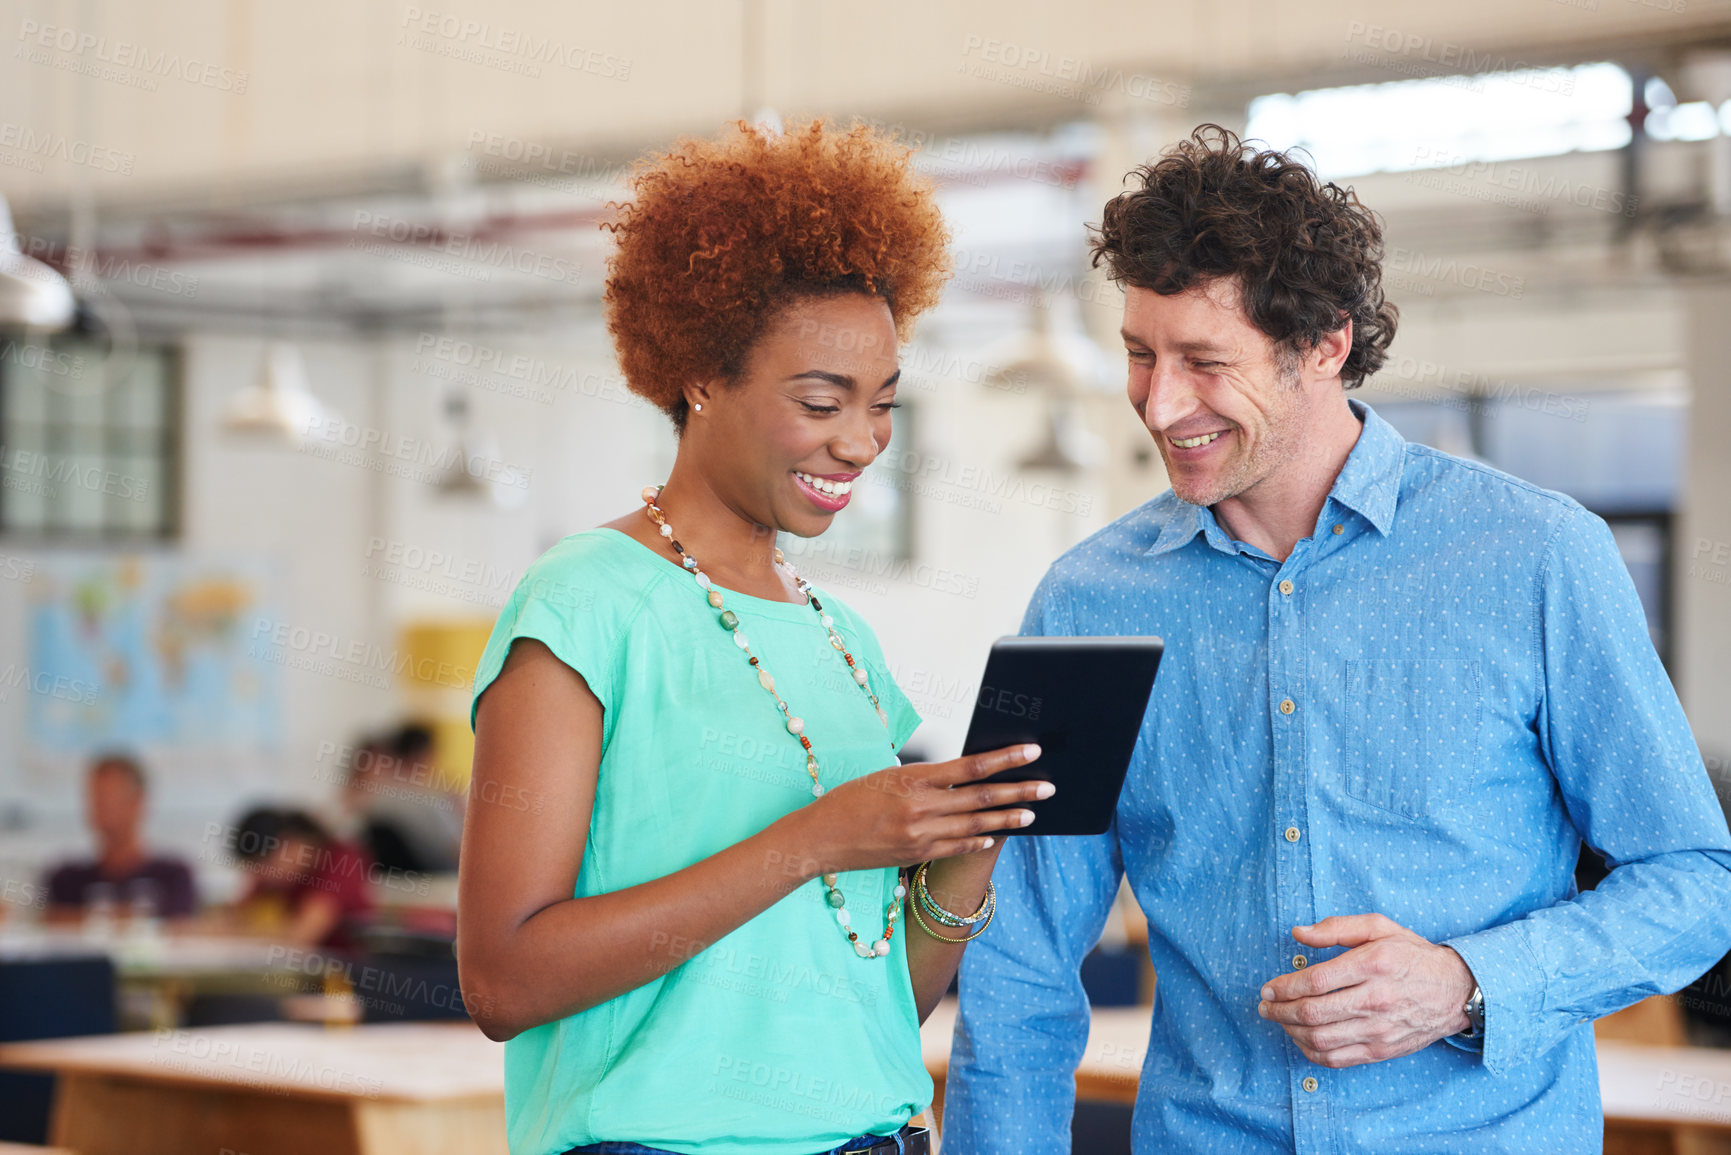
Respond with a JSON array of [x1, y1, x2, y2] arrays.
[[1310, 318, 1354, 384]]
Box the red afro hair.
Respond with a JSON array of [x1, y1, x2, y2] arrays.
[[603, 119, 952, 431]]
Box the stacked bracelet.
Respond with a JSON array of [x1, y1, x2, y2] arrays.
[[909, 862, 996, 943], [914, 862, 993, 925]]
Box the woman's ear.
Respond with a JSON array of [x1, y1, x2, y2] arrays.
[[681, 380, 719, 416]]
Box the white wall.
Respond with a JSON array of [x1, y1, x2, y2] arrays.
[[1680, 286, 1731, 763]]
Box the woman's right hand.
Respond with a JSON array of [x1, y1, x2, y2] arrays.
[[783, 743, 1051, 875]]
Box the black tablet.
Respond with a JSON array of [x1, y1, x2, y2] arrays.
[[959, 635, 1164, 836]]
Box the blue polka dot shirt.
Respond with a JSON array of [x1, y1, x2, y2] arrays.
[[943, 399, 1731, 1154]]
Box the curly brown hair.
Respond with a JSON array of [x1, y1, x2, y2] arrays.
[[1089, 124, 1397, 388], [603, 119, 952, 431]]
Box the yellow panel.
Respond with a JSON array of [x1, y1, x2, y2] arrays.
[[398, 620, 494, 791], [431, 717, 477, 792], [398, 621, 494, 689]]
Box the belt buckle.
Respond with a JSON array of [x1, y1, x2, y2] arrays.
[[850, 1124, 930, 1155]]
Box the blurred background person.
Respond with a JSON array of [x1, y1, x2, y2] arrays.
[[221, 806, 374, 950], [40, 754, 196, 926], [356, 723, 464, 874], [323, 724, 464, 875], [320, 732, 395, 845]]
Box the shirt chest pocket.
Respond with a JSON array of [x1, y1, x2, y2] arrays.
[[1341, 658, 1483, 821]]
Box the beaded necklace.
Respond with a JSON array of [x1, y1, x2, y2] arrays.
[[642, 485, 906, 959]]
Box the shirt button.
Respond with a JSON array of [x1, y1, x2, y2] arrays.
[[1279, 698, 1295, 715], [1278, 579, 1294, 596], [1293, 955, 1308, 969], [1284, 826, 1301, 843], [1331, 524, 1344, 535], [1303, 1076, 1319, 1093]]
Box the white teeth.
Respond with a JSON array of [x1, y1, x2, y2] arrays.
[[1170, 431, 1224, 449], [796, 472, 853, 498]]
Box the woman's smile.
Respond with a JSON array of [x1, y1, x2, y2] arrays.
[[793, 469, 860, 511]]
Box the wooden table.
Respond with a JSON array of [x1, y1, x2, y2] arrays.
[[0, 1021, 506, 1155], [15, 998, 1731, 1154], [1599, 1041, 1731, 1155], [919, 999, 1731, 1153]]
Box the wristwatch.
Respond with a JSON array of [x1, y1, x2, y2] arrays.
[[1457, 984, 1485, 1039]]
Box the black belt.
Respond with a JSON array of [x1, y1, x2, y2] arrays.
[[851, 1125, 930, 1155], [564, 1124, 931, 1155]]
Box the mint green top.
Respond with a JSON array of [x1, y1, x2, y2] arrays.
[[469, 528, 930, 1155]]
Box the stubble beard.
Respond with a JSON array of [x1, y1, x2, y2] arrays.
[[1164, 381, 1306, 509]]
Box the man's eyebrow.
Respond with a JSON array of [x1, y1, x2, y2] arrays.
[[1117, 332, 1234, 356]]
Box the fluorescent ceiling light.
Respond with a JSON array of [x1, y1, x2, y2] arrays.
[[222, 342, 341, 446], [0, 195, 76, 331]]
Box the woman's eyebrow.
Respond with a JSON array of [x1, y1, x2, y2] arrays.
[[786, 370, 855, 388], [786, 369, 902, 390]]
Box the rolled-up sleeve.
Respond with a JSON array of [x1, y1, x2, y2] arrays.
[[942, 573, 1127, 1153], [1444, 505, 1731, 1075]]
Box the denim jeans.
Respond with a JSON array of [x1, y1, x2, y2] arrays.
[[566, 1129, 908, 1154]]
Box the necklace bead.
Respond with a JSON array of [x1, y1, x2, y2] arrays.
[[644, 485, 899, 960]]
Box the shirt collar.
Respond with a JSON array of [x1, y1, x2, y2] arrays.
[[1146, 398, 1406, 558], [1329, 398, 1404, 536]]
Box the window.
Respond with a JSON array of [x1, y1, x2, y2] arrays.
[[0, 335, 179, 538], [1245, 62, 1634, 179], [1374, 391, 1681, 666]]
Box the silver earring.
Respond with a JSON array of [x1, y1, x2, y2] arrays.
[[693, 403, 703, 412]]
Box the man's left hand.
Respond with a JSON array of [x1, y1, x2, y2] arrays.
[[1257, 913, 1476, 1069]]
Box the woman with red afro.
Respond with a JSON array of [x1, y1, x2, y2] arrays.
[[457, 120, 1047, 1155]]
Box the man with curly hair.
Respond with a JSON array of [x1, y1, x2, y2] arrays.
[[944, 126, 1731, 1153]]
